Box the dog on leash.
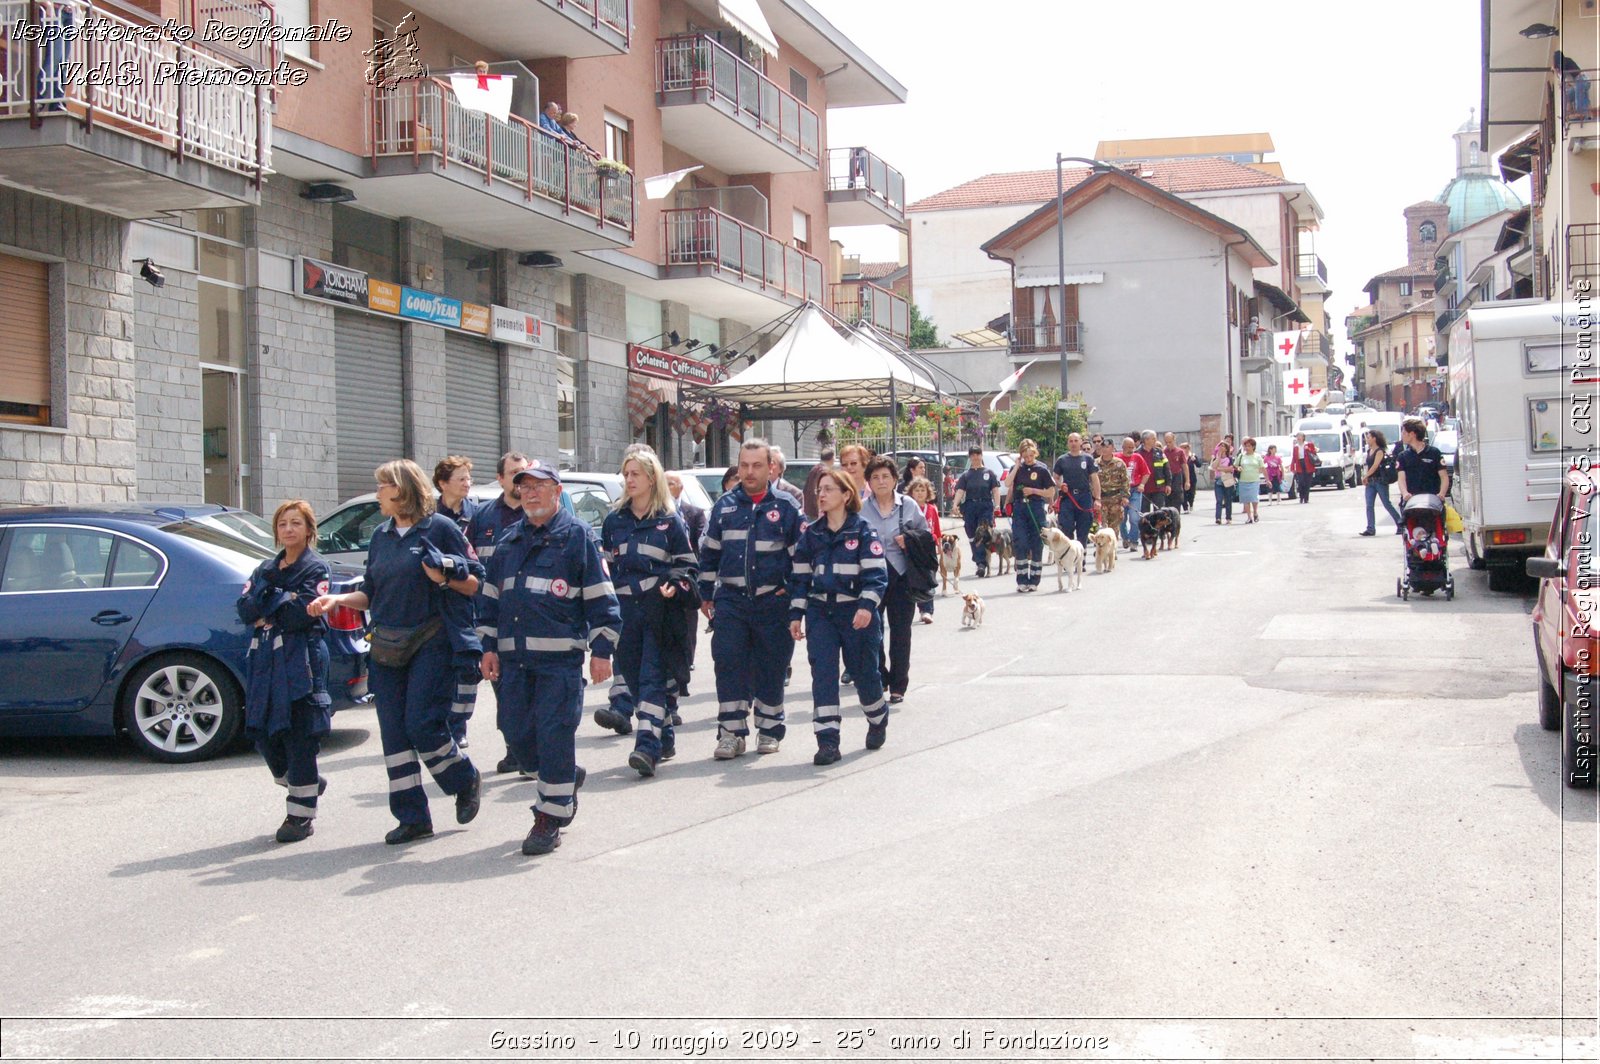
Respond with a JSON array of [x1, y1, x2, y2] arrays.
[[1091, 526, 1118, 573], [1139, 507, 1179, 559], [960, 591, 985, 628], [939, 532, 963, 595], [1040, 527, 1085, 592], [1156, 506, 1182, 550]]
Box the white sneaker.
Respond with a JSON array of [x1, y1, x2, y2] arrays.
[[714, 734, 746, 760], [756, 735, 780, 755]]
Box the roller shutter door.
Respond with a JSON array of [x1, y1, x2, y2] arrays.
[[335, 313, 405, 501], [445, 333, 502, 468]]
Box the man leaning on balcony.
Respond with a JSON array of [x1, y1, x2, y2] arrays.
[[540, 101, 567, 138]]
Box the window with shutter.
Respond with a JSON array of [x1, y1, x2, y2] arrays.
[[0, 253, 52, 425]]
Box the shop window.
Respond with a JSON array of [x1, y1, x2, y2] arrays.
[[557, 354, 577, 457], [0, 253, 52, 425]]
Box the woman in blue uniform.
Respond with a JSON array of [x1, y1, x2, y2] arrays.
[[237, 500, 333, 844], [602, 450, 699, 778], [309, 459, 485, 845], [1005, 438, 1056, 592], [434, 455, 478, 534], [790, 468, 890, 765]]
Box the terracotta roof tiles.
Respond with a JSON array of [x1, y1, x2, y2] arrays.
[[908, 157, 1289, 212]]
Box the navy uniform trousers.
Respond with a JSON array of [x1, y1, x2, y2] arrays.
[[257, 698, 324, 819], [614, 596, 674, 759], [369, 634, 476, 825], [961, 504, 992, 576], [499, 663, 583, 823], [712, 594, 793, 740], [1060, 492, 1095, 547], [806, 603, 886, 746], [1011, 498, 1047, 589]]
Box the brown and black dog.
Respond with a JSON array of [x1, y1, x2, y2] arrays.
[[1139, 507, 1182, 559], [970, 522, 1013, 577], [939, 532, 963, 595]]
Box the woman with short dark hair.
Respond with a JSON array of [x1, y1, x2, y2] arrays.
[[433, 456, 477, 534], [859, 455, 928, 704]]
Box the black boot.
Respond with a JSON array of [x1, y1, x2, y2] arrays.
[[521, 812, 562, 855], [275, 815, 313, 843], [455, 767, 482, 825], [385, 821, 433, 845]]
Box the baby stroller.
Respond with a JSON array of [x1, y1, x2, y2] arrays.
[[1396, 493, 1455, 600]]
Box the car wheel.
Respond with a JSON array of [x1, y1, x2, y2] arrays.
[[1563, 674, 1597, 789], [1538, 661, 1561, 732], [1337, 474, 1347, 491], [1464, 532, 1488, 571], [121, 652, 244, 763]]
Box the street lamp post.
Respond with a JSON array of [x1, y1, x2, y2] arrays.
[[1053, 155, 1114, 427]]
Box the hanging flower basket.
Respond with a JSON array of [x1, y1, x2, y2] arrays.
[[594, 158, 632, 180]]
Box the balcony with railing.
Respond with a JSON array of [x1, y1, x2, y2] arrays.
[[1240, 331, 1274, 373], [662, 207, 824, 309], [1561, 69, 1598, 131], [400, 0, 629, 59], [826, 147, 906, 229], [655, 34, 820, 175], [831, 280, 909, 342], [1008, 322, 1085, 360], [365, 78, 633, 252], [1569, 223, 1600, 286], [0, 0, 271, 216], [1296, 251, 1328, 285]]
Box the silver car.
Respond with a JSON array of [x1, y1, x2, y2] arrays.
[[316, 473, 623, 567]]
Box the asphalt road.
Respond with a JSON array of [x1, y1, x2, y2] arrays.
[[1, 488, 1595, 1062]]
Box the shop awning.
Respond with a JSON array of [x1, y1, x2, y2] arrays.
[[720, 0, 779, 56], [1015, 264, 1105, 288], [1497, 127, 1540, 182]]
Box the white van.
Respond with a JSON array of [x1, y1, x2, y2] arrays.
[[1351, 410, 1405, 453], [1291, 416, 1358, 490], [1447, 299, 1590, 589]]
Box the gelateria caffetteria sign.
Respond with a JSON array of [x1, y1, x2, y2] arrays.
[[628, 344, 727, 385]]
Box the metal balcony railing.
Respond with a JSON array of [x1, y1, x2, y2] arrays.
[[1561, 68, 1598, 129], [367, 78, 634, 237], [545, 0, 630, 45], [1296, 252, 1327, 284], [187, 0, 281, 69], [831, 280, 909, 341], [827, 147, 905, 212], [0, 0, 271, 180], [662, 207, 823, 302], [1009, 322, 1085, 354], [1568, 223, 1600, 285], [655, 34, 820, 165]]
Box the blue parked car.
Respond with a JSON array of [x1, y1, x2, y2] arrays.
[[0, 505, 368, 763]]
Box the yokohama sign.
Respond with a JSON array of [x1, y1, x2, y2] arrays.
[[628, 344, 727, 385]]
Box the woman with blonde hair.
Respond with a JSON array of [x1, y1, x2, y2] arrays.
[[600, 448, 699, 777], [309, 459, 485, 845], [237, 500, 333, 843]]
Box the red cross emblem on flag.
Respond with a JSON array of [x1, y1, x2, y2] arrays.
[[1287, 377, 1306, 395]]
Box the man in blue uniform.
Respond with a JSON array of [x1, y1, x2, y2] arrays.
[[953, 446, 1001, 577], [1052, 432, 1101, 550], [698, 438, 802, 759], [466, 451, 532, 771], [479, 461, 620, 855]]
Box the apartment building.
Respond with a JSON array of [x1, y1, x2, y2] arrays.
[[0, 0, 906, 514], [1481, 0, 1596, 303]]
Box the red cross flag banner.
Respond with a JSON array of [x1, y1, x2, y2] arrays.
[[449, 67, 513, 123], [1283, 368, 1311, 405], [1271, 330, 1301, 366]]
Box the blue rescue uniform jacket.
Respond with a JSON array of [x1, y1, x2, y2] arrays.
[[477, 508, 621, 666], [697, 485, 802, 604], [464, 495, 525, 563], [788, 513, 889, 621], [236, 548, 332, 738], [362, 514, 484, 655], [600, 506, 699, 600]]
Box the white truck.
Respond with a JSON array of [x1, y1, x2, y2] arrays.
[[1447, 299, 1592, 591]]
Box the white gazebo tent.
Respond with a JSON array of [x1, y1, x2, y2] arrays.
[[693, 303, 941, 419]]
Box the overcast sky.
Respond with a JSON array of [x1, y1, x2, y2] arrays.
[[813, 0, 1507, 361]]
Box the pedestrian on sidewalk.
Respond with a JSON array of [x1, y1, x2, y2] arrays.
[[1263, 445, 1285, 503], [861, 455, 928, 703], [1361, 429, 1403, 536], [907, 475, 940, 624], [477, 461, 620, 855], [1235, 438, 1264, 523], [790, 468, 890, 765], [699, 439, 803, 759], [308, 459, 484, 846], [1210, 441, 1237, 524], [1290, 433, 1319, 503], [237, 500, 333, 844]]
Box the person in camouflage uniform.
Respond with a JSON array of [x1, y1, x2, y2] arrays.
[[1096, 438, 1130, 540]]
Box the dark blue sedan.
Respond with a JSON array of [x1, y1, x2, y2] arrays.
[[0, 505, 368, 763]]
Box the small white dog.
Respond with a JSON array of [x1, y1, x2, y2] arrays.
[[961, 591, 985, 628], [1091, 526, 1118, 573], [1040, 527, 1085, 592]]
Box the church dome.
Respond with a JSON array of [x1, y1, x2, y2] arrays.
[[1437, 172, 1523, 232]]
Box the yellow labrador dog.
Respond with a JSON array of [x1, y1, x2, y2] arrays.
[[1091, 526, 1118, 573], [1040, 527, 1085, 592]]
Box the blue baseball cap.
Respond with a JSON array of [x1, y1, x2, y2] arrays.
[[512, 460, 561, 485]]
